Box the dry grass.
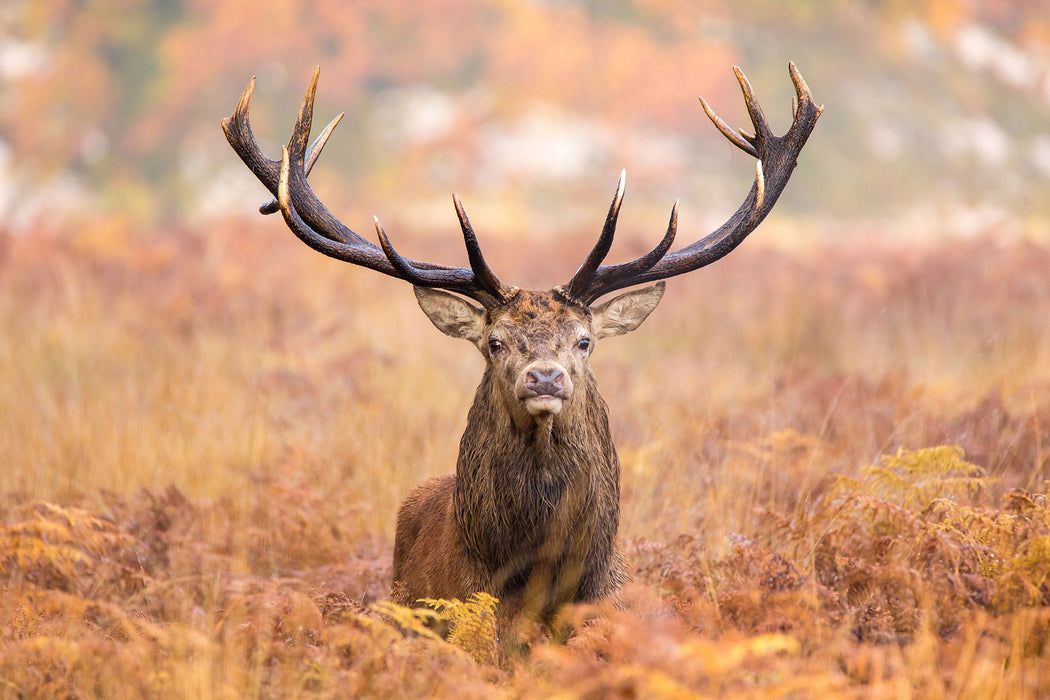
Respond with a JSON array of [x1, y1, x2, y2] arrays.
[[1, 220, 1049, 698]]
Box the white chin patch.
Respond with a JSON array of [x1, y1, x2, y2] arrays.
[[525, 396, 563, 416]]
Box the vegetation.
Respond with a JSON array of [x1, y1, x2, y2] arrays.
[[1, 222, 1048, 697]]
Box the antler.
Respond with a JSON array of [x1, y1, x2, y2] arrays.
[[221, 67, 512, 307], [564, 62, 823, 305]]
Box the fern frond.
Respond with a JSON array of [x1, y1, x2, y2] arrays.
[[422, 592, 499, 665], [863, 446, 991, 509], [0, 501, 135, 587], [368, 600, 443, 642]]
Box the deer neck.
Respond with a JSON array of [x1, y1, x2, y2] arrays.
[[462, 366, 614, 468], [452, 369, 621, 576]]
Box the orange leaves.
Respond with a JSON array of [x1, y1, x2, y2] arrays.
[[0, 501, 143, 596]]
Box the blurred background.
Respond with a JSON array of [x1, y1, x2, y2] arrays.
[[2, 0, 1048, 248]]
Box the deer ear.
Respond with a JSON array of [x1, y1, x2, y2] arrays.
[[414, 286, 486, 342], [591, 281, 665, 340]]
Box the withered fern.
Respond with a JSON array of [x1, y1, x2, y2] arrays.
[[422, 592, 500, 665]]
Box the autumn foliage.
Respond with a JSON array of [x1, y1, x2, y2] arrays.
[[2, 220, 1049, 697]]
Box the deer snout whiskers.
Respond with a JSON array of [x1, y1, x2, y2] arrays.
[[517, 362, 572, 415]]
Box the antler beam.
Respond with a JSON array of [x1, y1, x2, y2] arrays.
[[564, 62, 823, 305], [222, 67, 510, 307]]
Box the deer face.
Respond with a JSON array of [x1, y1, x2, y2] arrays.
[[414, 283, 665, 427]]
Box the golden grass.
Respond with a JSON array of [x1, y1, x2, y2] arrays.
[[1, 221, 1049, 697]]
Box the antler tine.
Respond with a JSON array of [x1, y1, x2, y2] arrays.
[[374, 211, 506, 307], [454, 193, 512, 300], [372, 215, 433, 285], [578, 199, 678, 305], [789, 61, 812, 104], [788, 60, 825, 126], [698, 95, 757, 159], [754, 160, 766, 212], [566, 169, 626, 299], [260, 111, 344, 215], [221, 76, 280, 183], [286, 66, 319, 159], [236, 75, 255, 115], [732, 66, 772, 148]]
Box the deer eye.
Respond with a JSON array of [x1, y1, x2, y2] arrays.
[[488, 338, 504, 354], [577, 337, 591, 352]]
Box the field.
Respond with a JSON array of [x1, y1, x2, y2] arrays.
[[2, 220, 1049, 698]]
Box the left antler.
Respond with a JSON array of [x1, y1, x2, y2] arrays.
[[562, 62, 823, 305]]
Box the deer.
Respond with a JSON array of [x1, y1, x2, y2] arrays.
[[222, 63, 822, 624]]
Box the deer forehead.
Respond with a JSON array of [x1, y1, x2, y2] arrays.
[[487, 291, 591, 347]]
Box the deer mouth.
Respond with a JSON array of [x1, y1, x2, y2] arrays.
[[523, 394, 565, 416]]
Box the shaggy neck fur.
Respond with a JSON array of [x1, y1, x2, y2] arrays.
[[452, 365, 621, 610]]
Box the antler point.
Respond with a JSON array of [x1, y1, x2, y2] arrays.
[[373, 215, 394, 251], [754, 160, 766, 211], [233, 76, 256, 117], [277, 146, 291, 208]]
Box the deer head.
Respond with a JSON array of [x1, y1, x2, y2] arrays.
[[415, 282, 663, 439], [222, 63, 822, 617]]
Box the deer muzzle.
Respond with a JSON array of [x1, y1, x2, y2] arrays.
[[518, 362, 573, 416]]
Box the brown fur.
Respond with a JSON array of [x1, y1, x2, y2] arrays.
[[391, 285, 663, 620]]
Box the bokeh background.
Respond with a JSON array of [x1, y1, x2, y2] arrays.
[[3, 0, 1048, 244]]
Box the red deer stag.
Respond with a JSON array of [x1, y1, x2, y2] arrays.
[[222, 63, 822, 620]]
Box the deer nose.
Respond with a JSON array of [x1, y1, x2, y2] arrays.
[[525, 367, 564, 396]]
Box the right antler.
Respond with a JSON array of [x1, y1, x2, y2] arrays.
[[562, 62, 823, 305], [221, 68, 513, 308]]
